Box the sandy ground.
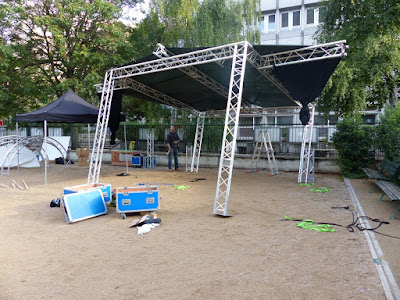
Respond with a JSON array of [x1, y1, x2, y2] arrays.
[[0, 163, 396, 299]]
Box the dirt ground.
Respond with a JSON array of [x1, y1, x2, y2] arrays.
[[0, 163, 397, 299]]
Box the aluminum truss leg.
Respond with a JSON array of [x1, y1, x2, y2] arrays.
[[213, 43, 248, 216], [185, 145, 193, 172], [88, 70, 115, 184], [190, 113, 205, 173], [145, 133, 155, 169], [298, 105, 315, 184], [263, 131, 279, 176]]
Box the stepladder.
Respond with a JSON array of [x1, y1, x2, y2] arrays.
[[248, 131, 279, 176]]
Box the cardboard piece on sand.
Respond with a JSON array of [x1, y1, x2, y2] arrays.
[[127, 214, 149, 228]]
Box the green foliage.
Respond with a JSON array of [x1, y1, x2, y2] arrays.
[[375, 107, 400, 163], [122, 98, 172, 122], [127, 0, 260, 122], [0, 0, 139, 119], [131, 0, 260, 50], [332, 116, 374, 178], [317, 0, 400, 116]]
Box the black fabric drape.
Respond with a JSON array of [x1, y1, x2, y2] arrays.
[[271, 58, 340, 106], [97, 90, 124, 145], [272, 58, 341, 123]]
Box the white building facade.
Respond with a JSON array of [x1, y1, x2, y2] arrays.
[[259, 0, 324, 46]]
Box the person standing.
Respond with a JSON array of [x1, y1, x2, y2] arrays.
[[166, 125, 180, 171]]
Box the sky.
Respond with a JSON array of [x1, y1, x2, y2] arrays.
[[121, 0, 150, 26]]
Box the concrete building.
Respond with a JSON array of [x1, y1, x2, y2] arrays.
[[259, 0, 324, 45], [254, 1, 382, 127]]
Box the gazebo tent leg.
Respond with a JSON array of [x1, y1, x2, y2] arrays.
[[190, 112, 205, 173], [88, 70, 115, 185], [16, 122, 20, 174], [213, 43, 248, 216], [298, 105, 315, 184], [44, 120, 47, 185]]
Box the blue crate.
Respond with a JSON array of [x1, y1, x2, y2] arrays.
[[63, 183, 112, 203], [116, 186, 159, 218], [131, 156, 143, 166], [62, 189, 107, 224]]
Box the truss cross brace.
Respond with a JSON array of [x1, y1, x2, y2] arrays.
[[213, 43, 248, 216], [190, 113, 205, 173], [298, 105, 316, 184], [153, 44, 228, 99]]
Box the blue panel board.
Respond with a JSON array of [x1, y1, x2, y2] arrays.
[[116, 186, 159, 213], [63, 183, 112, 202], [131, 156, 143, 166], [62, 189, 107, 223]]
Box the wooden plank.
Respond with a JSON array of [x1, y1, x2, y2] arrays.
[[362, 168, 387, 180], [375, 181, 400, 201]]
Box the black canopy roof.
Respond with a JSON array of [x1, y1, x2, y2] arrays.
[[16, 89, 100, 123], [120, 45, 342, 112]]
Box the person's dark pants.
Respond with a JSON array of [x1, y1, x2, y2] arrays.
[[168, 147, 179, 170]]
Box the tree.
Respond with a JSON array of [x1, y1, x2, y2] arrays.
[[0, 0, 139, 119], [316, 0, 400, 117], [125, 0, 260, 121], [130, 0, 260, 52], [375, 106, 400, 163]]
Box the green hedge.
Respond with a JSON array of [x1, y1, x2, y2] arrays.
[[332, 116, 374, 178], [375, 106, 400, 163]]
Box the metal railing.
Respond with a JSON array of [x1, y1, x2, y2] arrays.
[[0, 123, 384, 158]]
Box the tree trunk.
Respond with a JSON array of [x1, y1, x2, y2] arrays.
[[391, 81, 398, 108], [390, 70, 398, 108]]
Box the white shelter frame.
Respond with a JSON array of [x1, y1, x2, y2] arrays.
[[90, 40, 347, 216], [1, 136, 67, 177]]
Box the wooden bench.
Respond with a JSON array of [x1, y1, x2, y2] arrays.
[[375, 176, 400, 219], [362, 158, 400, 183]]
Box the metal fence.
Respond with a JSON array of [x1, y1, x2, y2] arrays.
[[0, 123, 342, 157]]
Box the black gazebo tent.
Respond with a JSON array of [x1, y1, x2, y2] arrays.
[[15, 89, 124, 184], [16, 89, 99, 123]]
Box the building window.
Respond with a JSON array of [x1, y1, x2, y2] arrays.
[[362, 115, 376, 124], [307, 8, 315, 24], [293, 10, 300, 26], [314, 116, 326, 125], [319, 7, 327, 23], [258, 16, 265, 32], [281, 12, 288, 28], [268, 14, 276, 31], [277, 116, 293, 125], [267, 117, 275, 125]]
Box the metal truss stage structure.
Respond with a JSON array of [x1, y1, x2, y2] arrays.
[[90, 40, 347, 216]]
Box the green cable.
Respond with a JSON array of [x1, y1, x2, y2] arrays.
[[310, 187, 332, 193], [299, 183, 314, 187], [296, 220, 335, 232], [174, 185, 190, 190], [285, 216, 336, 232], [300, 183, 332, 193]]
